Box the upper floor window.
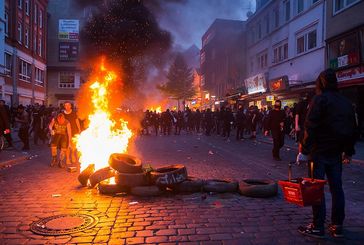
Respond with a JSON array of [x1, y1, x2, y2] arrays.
[[273, 8, 279, 29], [284, 0, 291, 22], [297, 0, 304, 14], [258, 21, 262, 39], [17, 22, 23, 44], [35, 67, 45, 86], [334, 0, 360, 14], [34, 4, 38, 24], [25, 0, 30, 15], [200, 52, 206, 65], [4, 53, 12, 76], [264, 15, 269, 34], [4, 10, 9, 37], [273, 42, 288, 63], [39, 9, 43, 28], [25, 27, 29, 48], [38, 36, 42, 57], [257, 52, 268, 69], [296, 28, 317, 55], [18, 0, 23, 9], [33, 35, 37, 53], [19, 59, 31, 82]]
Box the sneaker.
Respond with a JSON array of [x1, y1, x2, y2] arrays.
[[50, 157, 57, 167], [298, 224, 325, 239], [328, 224, 344, 238]]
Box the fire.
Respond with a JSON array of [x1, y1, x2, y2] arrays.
[[149, 106, 162, 113], [75, 61, 133, 172]]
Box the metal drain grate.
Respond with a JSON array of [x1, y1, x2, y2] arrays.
[[30, 214, 98, 236]]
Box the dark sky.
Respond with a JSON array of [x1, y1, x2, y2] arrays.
[[148, 0, 256, 49]]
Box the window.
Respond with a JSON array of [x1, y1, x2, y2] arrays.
[[59, 72, 75, 88], [334, 0, 360, 13], [19, 59, 31, 82], [38, 36, 42, 57], [200, 52, 206, 64], [4, 53, 12, 76], [257, 52, 268, 69], [4, 10, 9, 36], [273, 42, 289, 63], [35, 67, 44, 86], [25, 28, 29, 48], [33, 35, 37, 53], [284, 0, 290, 22], [258, 22, 262, 39], [296, 29, 317, 54], [17, 22, 22, 44], [18, 0, 23, 9], [34, 4, 37, 24], [297, 0, 304, 14], [25, 0, 30, 15], [264, 15, 269, 34], [273, 8, 279, 28], [39, 9, 43, 28]]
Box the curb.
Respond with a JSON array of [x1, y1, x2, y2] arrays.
[[257, 138, 364, 165], [0, 155, 29, 168]]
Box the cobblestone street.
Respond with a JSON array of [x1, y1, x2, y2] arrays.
[[0, 134, 363, 244]]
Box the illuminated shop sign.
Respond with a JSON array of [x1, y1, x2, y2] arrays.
[[269, 76, 289, 92], [244, 73, 267, 94], [328, 32, 360, 69]]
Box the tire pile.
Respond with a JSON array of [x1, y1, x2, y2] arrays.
[[78, 154, 278, 198]]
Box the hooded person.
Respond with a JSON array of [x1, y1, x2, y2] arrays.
[[297, 69, 357, 238]]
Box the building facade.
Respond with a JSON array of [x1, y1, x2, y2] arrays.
[[3, 0, 47, 106], [326, 0, 364, 137], [244, 0, 325, 108], [47, 0, 88, 106], [200, 19, 246, 108]]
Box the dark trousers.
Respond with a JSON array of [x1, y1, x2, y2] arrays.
[[272, 130, 284, 158], [18, 127, 30, 149], [236, 125, 244, 140], [312, 154, 345, 228]]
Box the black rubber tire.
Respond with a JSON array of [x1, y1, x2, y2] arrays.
[[98, 179, 129, 195], [78, 164, 95, 186], [130, 186, 163, 197], [88, 167, 116, 188], [203, 179, 239, 193], [172, 177, 205, 193], [109, 154, 142, 174], [239, 179, 278, 198], [150, 164, 188, 187], [115, 172, 148, 188]]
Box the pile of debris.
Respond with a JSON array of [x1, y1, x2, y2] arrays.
[[78, 154, 278, 198]]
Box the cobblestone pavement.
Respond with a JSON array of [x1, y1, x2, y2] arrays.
[[0, 133, 363, 244]]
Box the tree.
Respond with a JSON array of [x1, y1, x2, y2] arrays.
[[158, 54, 196, 110]]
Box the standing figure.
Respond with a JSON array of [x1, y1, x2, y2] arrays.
[[15, 105, 30, 151], [49, 113, 72, 168], [62, 102, 81, 165], [265, 100, 285, 161], [297, 69, 357, 238]]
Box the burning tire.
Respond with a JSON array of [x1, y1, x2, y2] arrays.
[[203, 179, 238, 193], [115, 172, 148, 188], [98, 178, 129, 195], [239, 179, 278, 198], [78, 164, 95, 186], [88, 167, 116, 188], [130, 186, 163, 197], [109, 154, 142, 174], [150, 164, 188, 187], [172, 177, 205, 193]]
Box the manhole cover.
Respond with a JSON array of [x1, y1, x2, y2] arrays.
[[30, 214, 98, 236]]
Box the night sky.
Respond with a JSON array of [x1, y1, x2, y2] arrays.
[[146, 0, 256, 49]]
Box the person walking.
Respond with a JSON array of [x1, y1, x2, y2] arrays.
[[62, 102, 81, 165], [235, 106, 246, 140], [15, 105, 30, 151], [297, 69, 357, 239], [265, 100, 285, 161]]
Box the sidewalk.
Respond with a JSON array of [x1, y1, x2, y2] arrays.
[[256, 134, 364, 164]]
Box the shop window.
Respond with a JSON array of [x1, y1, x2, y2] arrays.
[[4, 53, 12, 76], [334, 0, 360, 14], [328, 32, 360, 69], [59, 72, 75, 88], [19, 59, 31, 82], [35, 67, 44, 86]]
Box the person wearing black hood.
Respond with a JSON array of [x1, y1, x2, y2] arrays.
[[297, 69, 357, 239], [265, 100, 285, 161]]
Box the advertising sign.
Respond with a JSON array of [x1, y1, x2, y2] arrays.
[[244, 73, 267, 94], [59, 19, 79, 40], [59, 42, 79, 61], [268, 75, 289, 92], [336, 65, 364, 82], [328, 32, 360, 69]]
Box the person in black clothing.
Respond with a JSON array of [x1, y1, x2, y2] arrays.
[[0, 100, 13, 148], [15, 105, 30, 151], [150, 112, 160, 136], [161, 109, 173, 135], [223, 107, 234, 141], [295, 94, 311, 152], [204, 108, 213, 136], [297, 69, 357, 239], [195, 109, 202, 133], [175, 111, 184, 135], [265, 100, 285, 161], [235, 106, 246, 140]]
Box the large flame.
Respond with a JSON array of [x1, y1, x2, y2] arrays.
[[149, 106, 162, 113], [75, 61, 133, 172]]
